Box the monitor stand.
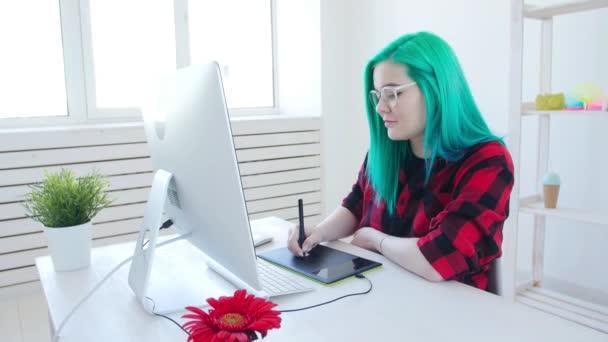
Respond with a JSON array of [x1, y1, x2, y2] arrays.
[[127, 169, 237, 315]]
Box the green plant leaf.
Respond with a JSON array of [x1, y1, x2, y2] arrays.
[[22, 168, 114, 227]]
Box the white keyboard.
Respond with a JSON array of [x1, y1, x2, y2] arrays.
[[257, 258, 314, 297]]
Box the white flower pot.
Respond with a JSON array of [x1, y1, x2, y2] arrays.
[[43, 221, 92, 271]]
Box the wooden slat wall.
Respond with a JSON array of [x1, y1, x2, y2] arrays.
[[0, 117, 323, 288]]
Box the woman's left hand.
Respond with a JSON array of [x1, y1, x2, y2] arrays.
[[351, 227, 385, 252]]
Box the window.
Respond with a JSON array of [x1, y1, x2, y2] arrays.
[[0, 1, 67, 119], [188, 0, 275, 109], [87, 0, 176, 112], [0, 0, 277, 127]]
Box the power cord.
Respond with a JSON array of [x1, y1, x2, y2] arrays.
[[145, 296, 190, 336], [52, 219, 185, 342], [279, 274, 373, 313]]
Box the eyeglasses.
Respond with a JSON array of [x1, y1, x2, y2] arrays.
[[369, 82, 417, 109]]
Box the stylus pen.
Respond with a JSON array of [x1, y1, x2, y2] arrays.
[[298, 199, 305, 248]]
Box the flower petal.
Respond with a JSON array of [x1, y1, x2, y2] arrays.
[[234, 332, 250, 342], [184, 306, 211, 319], [211, 334, 225, 342], [247, 298, 277, 317], [207, 297, 221, 309], [188, 325, 217, 342], [216, 330, 232, 340], [182, 314, 206, 321], [247, 315, 281, 333], [233, 289, 247, 301]]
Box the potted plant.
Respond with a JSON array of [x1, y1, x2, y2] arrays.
[[23, 168, 113, 271]]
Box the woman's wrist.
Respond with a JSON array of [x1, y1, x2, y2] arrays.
[[312, 226, 325, 242], [377, 235, 388, 254]]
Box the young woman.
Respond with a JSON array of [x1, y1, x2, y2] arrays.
[[287, 32, 514, 291]]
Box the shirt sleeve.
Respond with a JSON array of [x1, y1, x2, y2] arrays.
[[341, 154, 368, 221], [416, 152, 514, 281]]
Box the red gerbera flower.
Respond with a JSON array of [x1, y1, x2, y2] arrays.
[[182, 289, 282, 342]]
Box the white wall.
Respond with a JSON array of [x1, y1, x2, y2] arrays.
[[320, 0, 607, 302], [320, 0, 360, 216]]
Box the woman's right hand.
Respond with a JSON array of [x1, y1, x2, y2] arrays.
[[287, 224, 323, 257]]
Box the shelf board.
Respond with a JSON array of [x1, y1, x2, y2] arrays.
[[517, 286, 608, 333], [522, 109, 607, 116], [521, 102, 607, 116], [524, 0, 608, 19], [519, 196, 608, 225]]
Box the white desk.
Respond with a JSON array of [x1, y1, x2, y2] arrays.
[[36, 217, 606, 341]]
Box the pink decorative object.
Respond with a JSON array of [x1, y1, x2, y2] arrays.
[[586, 101, 604, 111], [565, 106, 585, 111]]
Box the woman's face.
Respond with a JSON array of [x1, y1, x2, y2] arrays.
[[372, 61, 426, 142]]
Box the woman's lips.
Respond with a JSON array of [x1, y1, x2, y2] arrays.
[[384, 120, 396, 128]]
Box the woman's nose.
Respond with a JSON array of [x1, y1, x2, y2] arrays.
[[376, 99, 390, 115]]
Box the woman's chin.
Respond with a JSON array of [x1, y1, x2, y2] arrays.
[[386, 129, 408, 141]]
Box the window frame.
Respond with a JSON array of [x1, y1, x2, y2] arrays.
[[0, 0, 279, 129]]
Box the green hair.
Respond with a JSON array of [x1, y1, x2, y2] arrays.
[[363, 32, 503, 214]]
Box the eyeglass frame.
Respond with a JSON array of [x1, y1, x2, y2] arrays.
[[369, 82, 417, 109]]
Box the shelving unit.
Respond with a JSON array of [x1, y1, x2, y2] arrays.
[[506, 0, 608, 334]]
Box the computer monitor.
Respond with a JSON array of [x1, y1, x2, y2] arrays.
[[128, 63, 266, 313]]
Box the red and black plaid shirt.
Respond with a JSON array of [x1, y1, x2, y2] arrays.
[[342, 141, 514, 291]]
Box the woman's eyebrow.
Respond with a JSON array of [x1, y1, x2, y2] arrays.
[[374, 82, 401, 90]]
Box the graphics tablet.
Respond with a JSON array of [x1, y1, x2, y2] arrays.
[[257, 245, 382, 284]]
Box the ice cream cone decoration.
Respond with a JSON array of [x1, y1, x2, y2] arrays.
[[543, 172, 561, 209]]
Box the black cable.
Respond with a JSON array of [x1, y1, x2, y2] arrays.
[[146, 296, 190, 336], [160, 219, 174, 230], [142, 219, 174, 249], [154, 312, 189, 336], [279, 274, 373, 313]]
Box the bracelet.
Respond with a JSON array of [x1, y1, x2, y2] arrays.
[[378, 236, 388, 254]]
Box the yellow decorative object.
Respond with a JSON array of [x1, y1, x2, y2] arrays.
[[569, 83, 606, 110], [535, 93, 565, 110], [571, 83, 604, 105]]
